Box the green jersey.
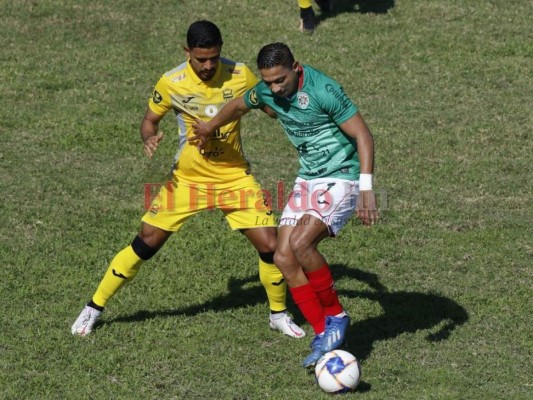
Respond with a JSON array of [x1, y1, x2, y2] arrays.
[[244, 64, 359, 180]]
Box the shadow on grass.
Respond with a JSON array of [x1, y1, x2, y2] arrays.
[[330, 264, 469, 362], [315, 0, 395, 29], [104, 274, 286, 324], [104, 263, 468, 363], [332, 0, 395, 14]]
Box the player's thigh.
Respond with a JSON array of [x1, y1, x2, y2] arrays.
[[273, 225, 302, 280], [276, 225, 294, 258], [222, 176, 276, 231], [141, 180, 201, 232], [241, 226, 277, 253], [290, 213, 330, 251]]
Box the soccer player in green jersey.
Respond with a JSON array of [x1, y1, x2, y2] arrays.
[[192, 42, 378, 367]]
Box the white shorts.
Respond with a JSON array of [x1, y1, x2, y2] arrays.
[[279, 177, 358, 236]]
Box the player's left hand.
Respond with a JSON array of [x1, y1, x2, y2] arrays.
[[356, 190, 379, 226], [190, 119, 212, 149]]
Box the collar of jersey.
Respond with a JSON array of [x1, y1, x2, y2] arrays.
[[187, 59, 222, 86]]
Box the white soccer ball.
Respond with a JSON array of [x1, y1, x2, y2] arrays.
[[315, 350, 361, 394]]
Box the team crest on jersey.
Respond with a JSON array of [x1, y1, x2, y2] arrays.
[[248, 89, 258, 105], [223, 89, 234, 100], [297, 92, 309, 109], [153, 90, 162, 104], [205, 105, 218, 117]]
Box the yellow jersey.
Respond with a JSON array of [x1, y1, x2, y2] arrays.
[[148, 58, 259, 185]]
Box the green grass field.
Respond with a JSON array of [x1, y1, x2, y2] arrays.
[[1, 0, 531, 398]]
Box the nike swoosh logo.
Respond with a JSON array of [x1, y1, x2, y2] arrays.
[[292, 327, 304, 337], [182, 96, 194, 103], [272, 278, 285, 286], [112, 269, 127, 279]]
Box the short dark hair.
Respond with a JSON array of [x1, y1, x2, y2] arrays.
[[257, 42, 295, 70], [186, 20, 223, 49]]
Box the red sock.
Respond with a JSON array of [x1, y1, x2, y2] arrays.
[[289, 284, 325, 334], [306, 264, 343, 316]]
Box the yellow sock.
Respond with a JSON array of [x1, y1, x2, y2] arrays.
[[259, 259, 287, 312], [298, 0, 313, 8], [92, 245, 144, 307]]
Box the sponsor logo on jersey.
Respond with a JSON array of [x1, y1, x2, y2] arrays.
[[212, 130, 230, 140], [306, 167, 327, 176], [223, 89, 233, 100], [153, 90, 162, 104], [248, 89, 258, 105], [297, 92, 310, 109], [199, 146, 225, 158], [297, 143, 320, 158], [325, 84, 352, 109], [171, 73, 186, 82]]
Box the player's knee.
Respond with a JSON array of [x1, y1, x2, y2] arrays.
[[258, 251, 275, 264], [288, 234, 311, 256], [272, 254, 299, 283], [273, 251, 290, 270], [131, 235, 158, 260]]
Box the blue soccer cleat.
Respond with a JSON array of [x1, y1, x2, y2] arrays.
[[321, 315, 350, 352], [302, 334, 325, 368]]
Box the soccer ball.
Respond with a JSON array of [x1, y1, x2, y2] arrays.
[[315, 350, 361, 394]]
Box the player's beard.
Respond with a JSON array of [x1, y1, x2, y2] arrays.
[[200, 68, 216, 81]]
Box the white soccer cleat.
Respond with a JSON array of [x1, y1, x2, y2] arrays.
[[71, 305, 102, 336], [269, 312, 306, 338]]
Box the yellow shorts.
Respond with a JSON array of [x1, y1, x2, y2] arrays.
[[141, 175, 276, 232]]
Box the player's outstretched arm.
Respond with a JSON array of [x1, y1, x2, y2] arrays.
[[190, 97, 251, 148], [340, 112, 379, 226]]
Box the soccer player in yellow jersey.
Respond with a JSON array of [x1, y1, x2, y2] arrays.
[[72, 20, 304, 339]]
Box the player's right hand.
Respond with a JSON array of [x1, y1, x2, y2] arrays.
[[190, 119, 212, 149], [144, 131, 164, 159], [356, 190, 379, 226]]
